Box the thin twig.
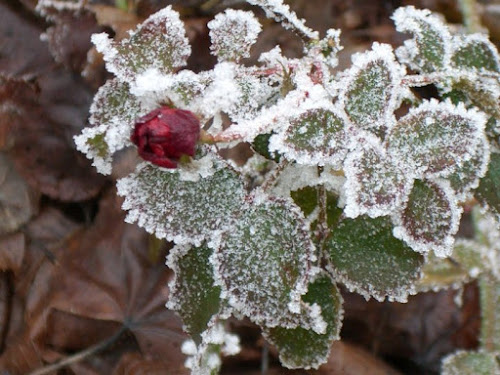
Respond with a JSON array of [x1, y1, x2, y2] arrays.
[[28, 326, 127, 375], [260, 159, 289, 192], [261, 340, 269, 375]]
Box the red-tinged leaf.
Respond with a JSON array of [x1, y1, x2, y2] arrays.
[[387, 100, 486, 179], [393, 179, 461, 258], [344, 138, 412, 219]]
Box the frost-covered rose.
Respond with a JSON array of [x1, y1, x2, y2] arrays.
[[131, 107, 200, 168]]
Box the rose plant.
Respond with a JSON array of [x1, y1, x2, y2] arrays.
[[35, 0, 500, 373], [131, 107, 200, 168]]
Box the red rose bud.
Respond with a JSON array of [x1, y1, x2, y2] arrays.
[[131, 107, 201, 168]]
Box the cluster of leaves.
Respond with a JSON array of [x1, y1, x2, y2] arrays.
[[72, 0, 500, 373]]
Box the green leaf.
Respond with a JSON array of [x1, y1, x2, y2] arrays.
[[263, 272, 343, 369], [167, 243, 221, 343], [271, 107, 347, 168], [392, 6, 451, 73], [214, 197, 319, 330], [451, 34, 500, 72], [342, 43, 402, 135], [117, 158, 246, 245], [326, 215, 424, 302], [393, 179, 460, 258], [387, 100, 486, 178], [252, 133, 281, 162], [74, 79, 144, 175], [476, 153, 500, 221], [442, 350, 500, 375], [92, 6, 191, 79]]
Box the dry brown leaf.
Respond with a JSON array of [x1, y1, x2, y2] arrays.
[[43, 9, 102, 73], [341, 283, 480, 373], [0, 232, 26, 273], [0, 153, 38, 236], [21, 189, 186, 373], [113, 352, 188, 375]]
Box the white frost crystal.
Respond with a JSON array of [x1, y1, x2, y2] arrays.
[[92, 6, 191, 80], [208, 9, 262, 61]]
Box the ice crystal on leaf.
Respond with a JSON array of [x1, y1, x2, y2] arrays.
[[392, 179, 461, 258], [208, 9, 261, 62], [246, 0, 318, 40], [167, 243, 222, 342], [387, 100, 486, 178], [183, 323, 241, 375], [270, 105, 348, 168], [339, 43, 404, 136], [117, 157, 245, 245], [344, 136, 413, 219], [92, 6, 190, 80], [263, 272, 343, 369], [392, 6, 452, 73], [451, 34, 500, 73], [441, 350, 500, 375], [447, 136, 490, 202], [74, 79, 147, 175], [213, 196, 323, 332]]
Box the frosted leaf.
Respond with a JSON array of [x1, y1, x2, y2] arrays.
[[74, 79, 145, 175], [339, 43, 404, 136], [387, 100, 487, 178], [393, 179, 461, 258], [392, 6, 451, 73], [270, 106, 348, 168], [326, 216, 424, 302], [451, 74, 500, 118], [166, 243, 222, 342], [344, 137, 413, 219], [441, 350, 500, 375], [183, 323, 240, 375], [208, 9, 261, 62], [133, 69, 212, 109], [246, 0, 319, 40], [312, 29, 343, 69], [226, 72, 276, 123], [446, 136, 490, 201], [451, 34, 500, 72], [218, 76, 325, 144], [263, 272, 343, 369], [92, 6, 190, 80], [213, 196, 321, 331], [116, 158, 245, 245], [476, 153, 500, 222]]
